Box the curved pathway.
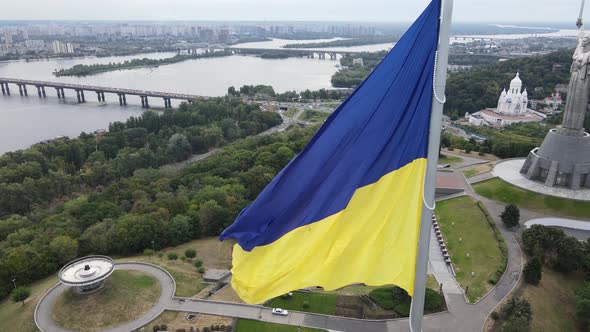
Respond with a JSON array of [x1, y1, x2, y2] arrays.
[[36, 171, 527, 332], [35, 262, 176, 332]]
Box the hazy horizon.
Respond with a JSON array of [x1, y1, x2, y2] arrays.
[[0, 0, 587, 24]]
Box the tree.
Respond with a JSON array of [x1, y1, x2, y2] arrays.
[[500, 204, 520, 228], [49, 235, 79, 265], [12, 286, 30, 305], [194, 259, 203, 268], [184, 248, 196, 260], [523, 257, 542, 285], [167, 252, 178, 260], [575, 282, 590, 328], [166, 134, 192, 162]]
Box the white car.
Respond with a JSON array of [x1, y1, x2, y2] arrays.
[[272, 308, 289, 316]]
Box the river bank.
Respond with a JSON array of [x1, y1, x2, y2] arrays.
[[53, 50, 233, 77]]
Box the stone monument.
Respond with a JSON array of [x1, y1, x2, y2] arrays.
[[520, 1, 590, 189]]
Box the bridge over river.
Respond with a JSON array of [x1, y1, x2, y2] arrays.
[[175, 44, 371, 60], [0, 78, 206, 108], [225, 47, 367, 60]]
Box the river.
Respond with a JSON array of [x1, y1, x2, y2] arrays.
[[0, 31, 572, 155], [0, 44, 348, 154]]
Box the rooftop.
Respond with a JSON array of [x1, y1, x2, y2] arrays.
[[59, 255, 115, 286]]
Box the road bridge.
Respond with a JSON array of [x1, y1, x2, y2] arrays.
[[227, 47, 368, 60], [0, 78, 206, 108]]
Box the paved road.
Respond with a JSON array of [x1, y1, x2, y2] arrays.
[[35, 173, 528, 332], [35, 263, 176, 332], [442, 150, 491, 169]]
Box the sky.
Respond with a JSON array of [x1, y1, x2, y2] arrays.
[[0, 0, 587, 23]]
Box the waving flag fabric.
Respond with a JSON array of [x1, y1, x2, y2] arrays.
[[220, 0, 441, 304]]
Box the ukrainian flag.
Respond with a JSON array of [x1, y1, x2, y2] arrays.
[[220, 0, 442, 304]]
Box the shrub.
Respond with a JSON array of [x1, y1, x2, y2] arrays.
[[488, 275, 498, 285], [12, 286, 31, 305], [160, 324, 168, 331], [194, 259, 203, 268], [180, 255, 187, 261], [424, 288, 443, 311], [144, 249, 154, 256], [152, 325, 160, 332], [501, 316, 530, 332], [501, 298, 533, 323], [368, 286, 442, 316], [198, 267, 206, 274], [185, 248, 197, 259], [523, 257, 542, 285], [168, 252, 178, 260], [176, 329, 186, 332], [575, 282, 590, 328], [157, 252, 164, 259], [491, 311, 499, 320], [302, 300, 310, 309], [203, 328, 210, 332], [500, 204, 520, 228]]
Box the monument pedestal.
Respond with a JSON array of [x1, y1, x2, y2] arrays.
[[521, 129, 590, 188]]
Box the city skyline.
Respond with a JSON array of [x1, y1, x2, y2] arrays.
[[0, 0, 587, 23]]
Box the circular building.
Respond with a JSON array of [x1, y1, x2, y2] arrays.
[[59, 256, 115, 294]]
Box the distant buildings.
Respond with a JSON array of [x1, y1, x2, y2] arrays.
[[468, 73, 544, 127], [530, 92, 563, 113], [51, 40, 75, 54], [2, 31, 12, 45], [24, 39, 44, 50]]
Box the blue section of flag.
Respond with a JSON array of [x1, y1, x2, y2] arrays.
[[221, 0, 441, 251]]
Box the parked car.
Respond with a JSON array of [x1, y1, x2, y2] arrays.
[[272, 308, 289, 316]]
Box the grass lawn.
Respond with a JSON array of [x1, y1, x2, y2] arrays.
[[463, 162, 494, 178], [119, 237, 233, 297], [426, 275, 440, 291], [283, 108, 299, 118], [235, 319, 326, 332], [0, 274, 58, 332], [523, 269, 586, 332], [301, 109, 330, 123], [474, 178, 590, 219], [436, 196, 504, 302], [51, 270, 160, 332], [267, 292, 337, 315], [438, 154, 463, 165]]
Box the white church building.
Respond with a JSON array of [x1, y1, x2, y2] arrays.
[[468, 73, 544, 127]]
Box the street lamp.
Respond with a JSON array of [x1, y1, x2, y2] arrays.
[[11, 278, 16, 289]]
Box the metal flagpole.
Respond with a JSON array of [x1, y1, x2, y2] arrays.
[[409, 0, 453, 331]]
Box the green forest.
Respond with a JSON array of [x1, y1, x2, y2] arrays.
[[53, 50, 232, 76], [445, 49, 572, 119], [330, 49, 573, 117], [0, 98, 290, 300]]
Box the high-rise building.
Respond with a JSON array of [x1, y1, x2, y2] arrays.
[[3, 32, 13, 45], [51, 40, 74, 54]]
